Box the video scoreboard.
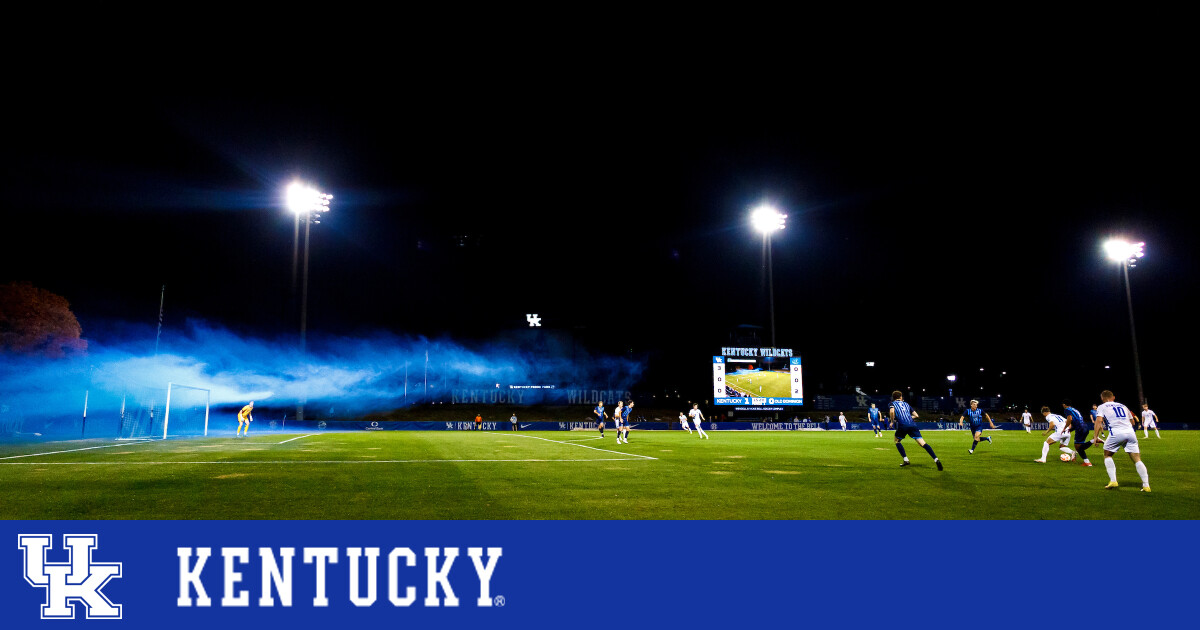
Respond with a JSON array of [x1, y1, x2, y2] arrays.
[[712, 347, 803, 406]]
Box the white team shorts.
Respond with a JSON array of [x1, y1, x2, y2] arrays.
[[1144, 419, 1157, 429], [1050, 429, 1070, 443], [1022, 419, 1031, 425], [679, 420, 690, 429], [1104, 430, 1140, 454]]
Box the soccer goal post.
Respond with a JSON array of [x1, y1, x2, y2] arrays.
[[162, 382, 211, 439]]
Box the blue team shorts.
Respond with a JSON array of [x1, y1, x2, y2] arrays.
[[969, 423, 983, 434], [1073, 427, 1091, 444], [894, 426, 922, 440]]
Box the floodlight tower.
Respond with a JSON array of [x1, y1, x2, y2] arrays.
[[1103, 238, 1146, 407], [751, 204, 787, 349], [287, 181, 332, 421]]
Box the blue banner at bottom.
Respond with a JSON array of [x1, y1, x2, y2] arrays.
[[0, 520, 1194, 629]]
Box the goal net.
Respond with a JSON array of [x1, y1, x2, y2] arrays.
[[116, 383, 168, 440], [161, 382, 211, 439]]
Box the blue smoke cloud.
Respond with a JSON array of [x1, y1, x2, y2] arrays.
[[0, 320, 645, 435]]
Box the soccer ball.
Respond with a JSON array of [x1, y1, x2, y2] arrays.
[[1060, 453, 1072, 462]]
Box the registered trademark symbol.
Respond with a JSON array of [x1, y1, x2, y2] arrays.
[[494, 595, 506, 607]]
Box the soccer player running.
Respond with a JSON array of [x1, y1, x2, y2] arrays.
[[1141, 404, 1161, 439], [612, 401, 625, 443], [1021, 408, 1033, 433], [236, 401, 254, 438], [1062, 399, 1094, 466], [888, 391, 942, 470], [594, 401, 607, 438], [838, 412, 847, 431], [621, 400, 634, 444], [867, 403, 883, 437], [678, 411, 692, 434], [689, 404, 710, 439], [958, 399, 996, 454], [1095, 390, 1151, 491], [1036, 407, 1076, 462]]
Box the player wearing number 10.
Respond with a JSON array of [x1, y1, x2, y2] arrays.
[[889, 391, 942, 470], [1095, 391, 1151, 492]]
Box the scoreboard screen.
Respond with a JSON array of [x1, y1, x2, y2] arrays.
[[712, 349, 802, 406]]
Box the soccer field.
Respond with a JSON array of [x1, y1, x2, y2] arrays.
[[1, 429, 1196, 520], [726, 370, 791, 397]]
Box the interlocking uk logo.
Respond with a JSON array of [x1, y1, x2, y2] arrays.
[[18, 534, 123, 620], [525, 314, 541, 327]]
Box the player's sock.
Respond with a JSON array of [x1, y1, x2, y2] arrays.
[[1060, 446, 1074, 457], [1143, 429, 1147, 437], [971, 440, 978, 451], [1104, 458, 1117, 483], [922, 443, 937, 460], [896, 443, 907, 458], [1154, 429, 1160, 438], [1134, 461, 1149, 486], [1041, 443, 1050, 460]]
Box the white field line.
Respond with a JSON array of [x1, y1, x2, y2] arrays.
[[0, 458, 644, 465], [0, 439, 160, 461], [494, 432, 658, 460], [277, 434, 319, 444]]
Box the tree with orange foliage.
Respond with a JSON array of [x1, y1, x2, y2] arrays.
[[0, 281, 87, 358]]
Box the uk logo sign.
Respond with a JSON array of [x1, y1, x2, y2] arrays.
[[526, 314, 541, 327], [18, 534, 123, 620]]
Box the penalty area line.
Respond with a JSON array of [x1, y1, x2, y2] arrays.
[[0, 458, 650, 465], [494, 433, 658, 460], [277, 434, 319, 445], [0, 439, 160, 461]]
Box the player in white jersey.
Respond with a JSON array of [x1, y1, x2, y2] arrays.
[[1021, 408, 1033, 433], [678, 411, 692, 434], [1035, 406, 1076, 463], [688, 404, 709, 439], [1095, 390, 1151, 491], [612, 401, 625, 443], [1141, 404, 1160, 438], [838, 412, 847, 431]]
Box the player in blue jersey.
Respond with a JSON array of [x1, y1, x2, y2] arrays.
[[867, 403, 883, 437], [594, 401, 607, 438], [957, 400, 996, 454], [621, 400, 634, 443], [1062, 399, 1094, 466], [888, 390, 942, 470]]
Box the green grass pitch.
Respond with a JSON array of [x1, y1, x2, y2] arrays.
[[1, 429, 1196, 519], [726, 370, 791, 397]]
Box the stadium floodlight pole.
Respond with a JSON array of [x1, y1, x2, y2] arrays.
[[751, 204, 787, 348], [287, 181, 332, 421], [1104, 239, 1146, 407]]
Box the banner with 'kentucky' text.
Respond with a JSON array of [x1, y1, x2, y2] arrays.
[[0, 520, 1195, 629]]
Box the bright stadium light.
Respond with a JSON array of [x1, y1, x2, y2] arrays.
[[1104, 237, 1147, 407], [946, 375, 956, 382], [285, 180, 333, 423], [1103, 239, 1144, 264], [751, 204, 787, 234], [751, 202, 787, 348]]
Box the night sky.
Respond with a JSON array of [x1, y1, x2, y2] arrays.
[[3, 72, 1193, 417]]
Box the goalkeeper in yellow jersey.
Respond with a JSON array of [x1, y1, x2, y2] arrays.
[[237, 401, 254, 437]]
